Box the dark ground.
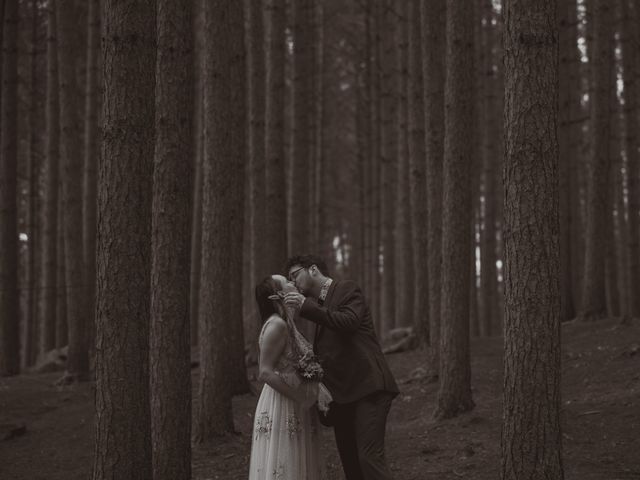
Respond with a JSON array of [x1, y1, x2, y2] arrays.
[[1, 318, 639, 480]]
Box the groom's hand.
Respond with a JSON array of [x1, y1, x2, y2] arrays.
[[283, 292, 305, 309]]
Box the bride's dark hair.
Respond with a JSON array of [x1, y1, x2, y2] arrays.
[[255, 276, 282, 324]]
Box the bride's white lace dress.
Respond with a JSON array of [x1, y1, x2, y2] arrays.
[[248, 312, 326, 480]]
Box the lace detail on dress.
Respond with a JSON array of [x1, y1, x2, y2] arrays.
[[286, 413, 301, 437], [254, 411, 272, 439]]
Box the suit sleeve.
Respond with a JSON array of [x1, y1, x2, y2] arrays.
[[299, 281, 365, 333]]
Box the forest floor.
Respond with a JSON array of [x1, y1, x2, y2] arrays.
[[1, 317, 639, 480]]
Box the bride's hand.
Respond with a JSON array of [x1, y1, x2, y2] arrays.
[[283, 292, 305, 310], [294, 383, 317, 409]]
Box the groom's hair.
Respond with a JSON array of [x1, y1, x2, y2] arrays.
[[285, 254, 329, 276]]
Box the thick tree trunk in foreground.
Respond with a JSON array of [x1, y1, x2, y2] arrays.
[[150, 0, 193, 478], [502, 0, 564, 478], [93, 1, 156, 478]]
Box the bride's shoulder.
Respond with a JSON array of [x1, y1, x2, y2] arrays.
[[261, 314, 287, 333]]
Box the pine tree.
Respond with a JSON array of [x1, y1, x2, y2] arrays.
[[435, 0, 475, 419], [93, 1, 156, 477], [150, 1, 193, 477], [57, 0, 89, 380], [264, 0, 287, 272], [82, 0, 101, 356], [580, 0, 614, 321], [502, 0, 564, 477], [422, 0, 446, 380], [38, 0, 59, 355], [195, 0, 246, 441], [0, 0, 19, 376]]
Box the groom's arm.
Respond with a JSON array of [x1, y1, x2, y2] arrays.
[[299, 281, 365, 333]]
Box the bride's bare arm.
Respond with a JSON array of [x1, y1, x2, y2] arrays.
[[258, 317, 308, 405]]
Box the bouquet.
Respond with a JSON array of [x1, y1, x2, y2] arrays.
[[296, 351, 324, 382]]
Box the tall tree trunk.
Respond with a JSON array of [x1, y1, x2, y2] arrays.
[[310, 0, 324, 255], [195, 0, 245, 441], [559, 0, 580, 321], [289, 0, 313, 255], [470, 208, 480, 338], [56, 195, 68, 348], [93, 1, 156, 477], [0, 0, 19, 376], [368, 3, 381, 324], [189, 0, 204, 348], [264, 0, 287, 273], [394, 0, 414, 330], [580, 0, 614, 321], [227, 4, 250, 398], [57, 0, 89, 380], [434, 0, 475, 419], [408, 0, 428, 344], [621, 0, 640, 317], [150, 1, 193, 477], [82, 0, 101, 359], [38, 0, 59, 355], [380, 1, 397, 336], [422, 0, 445, 381], [246, 0, 266, 348], [502, 0, 564, 478], [359, 3, 373, 301], [24, 0, 41, 366]]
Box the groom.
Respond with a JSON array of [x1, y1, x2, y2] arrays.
[[284, 254, 399, 480]]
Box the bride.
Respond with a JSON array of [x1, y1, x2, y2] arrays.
[[248, 274, 330, 480]]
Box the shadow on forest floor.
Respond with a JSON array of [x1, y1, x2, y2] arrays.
[[1, 318, 639, 480]]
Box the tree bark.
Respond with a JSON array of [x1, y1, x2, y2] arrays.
[[57, 0, 89, 379], [195, 0, 245, 441], [56, 194, 68, 349], [502, 0, 564, 478], [559, 0, 580, 321], [422, 0, 445, 380], [25, 0, 41, 367], [395, 0, 414, 330], [264, 0, 287, 273], [189, 1, 204, 347], [289, 0, 313, 255], [434, 0, 475, 419], [93, 1, 156, 477], [82, 0, 101, 358], [38, 0, 59, 355], [380, 1, 397, 336], [0, 0, 19, 376], [368, 2, 381, 324], [580, 0, 614, 321], [246, 0, 267, 352], [150, 0, 193, 477]]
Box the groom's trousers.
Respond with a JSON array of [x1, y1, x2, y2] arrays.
[[331, 390, 395, 480]]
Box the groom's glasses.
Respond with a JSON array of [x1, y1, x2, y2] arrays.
[[289, 267, 306, 282]]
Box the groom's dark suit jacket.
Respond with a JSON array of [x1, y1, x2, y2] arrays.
[[300, 280, 399, 404]]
